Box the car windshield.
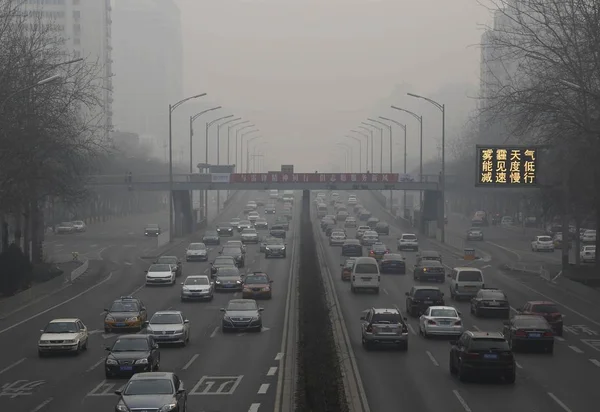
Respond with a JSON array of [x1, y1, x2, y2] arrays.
[[344, 240, 359, 245], [44, 321, 78, 333], [267, 239, 282, 245], [147, 224, 159, 228], [402, 235, 417, 240], [149, 264, 171, 272], [482, 291, 506, 300], [73, 221, 84, 225], [458, 271, 483, 282], [222, 247, 241, 255], [423, 261, 443, 268], [227, 241, 242, 246], [354, 263, 378, 273], [430, 309, 457, 317], [538, 236, 552, 242], [531, 304, 559, 314], [124, 379, 173, 395], [240, 221, 251, 225], [414, 289, 442, 299], [227, 301, 257, 311], [184, 277, 209, 285], [156, 257, 177, 264], [470, 338, 510, 351], [205, 231, 218, 236], [110, 301, 139, 312], [214, 257, 235, 265], [150, 313, 183, 324], [515, 318, 549, 328], [256, 219, 267, 223], [60, 222, 73, 227], [373, 244, 387, 250], [242, 229, 257, 234], [111, 338, 149, 352], [188, 243, 206, 250], [372, 313, 401, 324], [344, 260, 356, 268], [468, 228, 481, 232], [217, 267, 239, 276], [218, 223, 232, 228], [245, 275, 269, 284]]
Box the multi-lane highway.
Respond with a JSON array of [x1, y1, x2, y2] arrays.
[[0, 191, 298, 412], [313, 191, 600, 412]]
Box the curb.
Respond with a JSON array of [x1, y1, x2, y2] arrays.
[[70, 258, 89, 282]]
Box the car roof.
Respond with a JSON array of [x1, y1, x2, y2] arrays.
[[113, 296, 140, 302], [344, 239, 360, 243], [401, 233, 417, 236], [117, 334, 149, 340], [354, 257, 378, 264], [130, 372, 174, 380], [527, 300, 555, 305], [185, 275, 209, 280], [49, 318, 79, 323], [427, 306, 457, 311], [158, 255, 176, 259], [372, 308, 400, 314], [513, 314, 547, 321], [465, 331, 504, 339], [229, 298, 256, 304], [455, 267, 483, 271], [152, 310, 182, 316], [413, 286, 442, 291], [418, 250, 441, 256]]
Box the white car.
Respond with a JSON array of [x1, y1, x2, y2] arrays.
[[186, 242, 208, 261], [247, 201, 257, 210], [38, 318, 89, 356], [397, 234, 419, 251], [580, 245, 596, 263], [329, 231, 347, 246], [361, 231, 379, 246], [229, 218, 241, 229], [145, 263, 176, 285], [418, 306, 463, 338], [72, 220, 86, 232], [345, 217, 357, 228], [531, 235, 554, 252], [248, 211, 260, 223], [348, 197, 357, 205], [144, 310, 190, 345], [582, 230, 596, 243], [56, 221, 75, 234], [241, 228, 259, 243]]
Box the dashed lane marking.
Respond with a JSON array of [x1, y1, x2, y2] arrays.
[[89, 244, 98, 248], [425, 351, 439, 367], [589, 359, 600, 368], [452, 389, 472, 412], [257, 384, 269, 394], [183, 354, 199, 370], [471, 325, 481, 331], [407, 324, 416, 336], [548, 392, 573, 412], [0, 358, 26, 375], [569, 345, 583, 354], [267, 367, 277, 376], [515, 361, 523, 369], [382, 288, 388, 295], [30, 397, 53, 412], [248, 404, 260, 412], [129, 283, 146, 296], [274, 352, 283, 361], [556, 336, 565, 342], [210, 326, 219, 338], [124, 262, 133, 266], [85, 358, 105, 373]]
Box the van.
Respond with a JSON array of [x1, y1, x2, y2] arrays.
[[447, 267, 485, 300], [351, 257, 380, 294]]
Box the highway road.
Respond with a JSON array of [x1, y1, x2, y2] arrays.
[[313, 191, 600, 412], [0, 190, 297, 412]]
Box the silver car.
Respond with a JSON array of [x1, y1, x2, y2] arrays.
[[241, 228, 259, 244], [418, 306, 463, 337], [329, 230, 347, 246], [185, 242, 208, 261], [56, 221, 75, 234], [361, 231, 379, 246], [144, 310, 190, 346], [180, 275, 214, 301], [360, 308, 409, 350]]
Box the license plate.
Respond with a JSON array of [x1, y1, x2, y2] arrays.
[[192, 292, 202, 295], [483, 354, 498, 360], [464, 286, 476, 289], [488, 302, 500, 306], [424, 300, 433, 304], [529, 333, 541, 338], [360, 277, 371, 281], [225, 284, 234, 288], [120, 366, 133, 371], [115, 323, 125, 327]]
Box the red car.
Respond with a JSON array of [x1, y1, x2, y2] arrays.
[[517, 301, 563, 336]]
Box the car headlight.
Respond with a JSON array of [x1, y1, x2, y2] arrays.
[[182, 287, 190, 292], [116, 403, 128, 412], [135, 358, 149, 364], [175, 329, 184, 334], [105, 315, 115, 321], [64, 339, 77, 344], [160, 404, 177, 412], [236, 280, 242, 284], [252, 315, 260, 321], [223, 315, 231, 321], [266, 247, 271, 251], [216, 281, 221, 284], [106, 358, 118, 365], [126, 317, 139, 322], [39, 340, 49, 344], [282, 246, 286, 250]]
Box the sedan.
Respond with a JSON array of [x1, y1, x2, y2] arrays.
[[502, 315, 555, 353], [38, 318, 89, 356], [104, 334, 160, 378], [242, 272, 273, 299], [341, 239, 362, 257], [241, 228, 259, 243], [329, 231, 347, 246], [379, 253, 406, 274], [221, 299, 264, 332], [210, 256, 237, 275], [269, 225, 287, 238], [216, 223, 234, 237], [419, 306, 463, 338], [56, 221, 75, 234], [185, 243, 208, 261], [72, 220, 86, 232], [368, 242, 389, 260], [155, 255, 181, 277], [114, 372, 187, 412], [202, 230, 221, 245], [229, 217, 241, 228], [145, 264, 176, 286], [214, 274, 243, 291], [254, 218, 269, 230], [144, 311, 190, 346], [466, 228, 484, 241], [471, 289, 510, 318], [180, 275, 214, 301], [238, 220, 253, 232]]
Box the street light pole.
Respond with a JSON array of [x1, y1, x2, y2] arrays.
[[379, 116, 407, 215], [407, 93, 446, 244], [240, 129, 260, 172], [350, 129, 369, 172], [246, 136, 261, 173], [189, 106, 221, 173], [168, 93, 207, 241], [204, 114, 233, 218], [235, 125, 256, 171], [337, 143, 353, 172], [358, 126, 374, 172], [345, 135, 362, 173], [228, 120, 251, 165], [367, 118, 392, 173], [361, 122, 383, 173], [216, 117, 241, 164]]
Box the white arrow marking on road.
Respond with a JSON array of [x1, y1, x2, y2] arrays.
[[88, 330, 104, 335], [102, 333, 117, 339], [261, 327, 270, 332], [124, 262, 132, 266]]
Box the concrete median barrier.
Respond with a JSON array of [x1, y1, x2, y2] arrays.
[[157, 231, 170, 248], [70, 258, 89, 282]]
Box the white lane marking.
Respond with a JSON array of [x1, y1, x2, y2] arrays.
[[85, 358, 105, 372], [99, 311, 106, 316], [90, 244, 98, 248], [510, 306, 517, 312], [486, 240, 522, 260], [589, 359, 600, 367], [124, 262, 133, 266], [204, 268, 209, 274], [382, 288, 388, 295], [0, 272, 114, 335], [452, 389, 472, 412], [482, 264, 491, 269], [515, 361, 523, 369], [30, 398, 53, 412], [257, 383, 269, 394], [0, 358, 26, 375], [130, 283, 146, 296], [267, 367, 277, 376], [569, 345, 583, 354], [425, 351, 439, 367], [547, 392, 573, 412], [555, 336, 565, 342], [55, 244, 64, 247], [248, 403, 261, 412], [274, 352, 283, 361], [407, 324, 416, 336], [471, 325, 481, 331], [210, 326, 219, 338], [182, 354, 199, 370]]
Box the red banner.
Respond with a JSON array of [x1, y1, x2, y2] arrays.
[[229, 173, 399, 183]]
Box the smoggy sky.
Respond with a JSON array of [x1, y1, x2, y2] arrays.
[[174, 0, 491, 172]]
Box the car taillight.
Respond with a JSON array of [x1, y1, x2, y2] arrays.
[[369, 250, 374, 255], [464, 352, 479, 359], [427, 320, 436, 325], [378, 275, 381, 282], [515, 330, 527, 336], [543, 331, 553, 337], [352, 276, 355, 282], [454, 320, 462, 326]]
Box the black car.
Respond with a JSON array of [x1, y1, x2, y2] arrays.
[[275, 217, 290, 230], [359, 211, 371, 221], [471, 289, 510, 318], [254, 219, 269, 230], [413, 260, 445, 282], [104, 335, 160, 378], [321, 218, 335, 230], [366, 217, 380, 229], [342, 239, 362, 257], [502, 315, 554, 353], [379, 253, 406, 274], [216, 223, 234, 237], [203, 230, 220, 245], [449, 331, 515, 383], [265, 238, 286, 258], [269, 224, 287, 238], [144, 224, 161, 237], [114, 372, 187, 412], [210, 256, 237, 275], [415, 250, 443, 266], [265, 205, 276, 214], [214, 272, 243, 291], [155, 255, 182, 277], [220, 246, 245, 267], [374, 222, 390, 235], [221, 299, 264, 332], [405, 286, 445, 317], [325, 224, 338, 237]]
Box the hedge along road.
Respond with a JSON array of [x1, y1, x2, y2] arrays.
[[0, 190, 302, 412]]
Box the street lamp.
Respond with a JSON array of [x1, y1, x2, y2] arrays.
[[379, 116, 407, 215], [336, 143, 353, 172], [367, 118, 392, 173], [216, 117, 241, 164], [357, 126, 375, 171], [189, 106, 221, 173], [240, 129, 260, 172], [361, 122, 383, 172], [205, 115, 234, 167], [251, 141, 269, 172], [236, 125, 256, 170], [350, 129, 370, 172], [1, 75, 62, 112], [391, 106, 424, 184], [345, 135, 363, 173], [245, 136, 261, 172], [407, 92, 446, 243], [228, 120, 251, 165]]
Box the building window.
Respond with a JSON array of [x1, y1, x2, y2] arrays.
[[73, 23, 81, 34]]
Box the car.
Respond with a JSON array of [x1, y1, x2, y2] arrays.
[[202, 230, 221, 245], [419, 306, 463, 337], [219, 246, 245, 267], [582, 229, 596, 243], [397, 233, 419, 251], [210, 256, 237, 275], [220, 299, 264, 332], [72, 220, 86, 232], [501, 216, 513, 226], [283, 207, 293, 220], [449, 331, 515, 383], [379, 253, 406, 274], [405, 286, 445, 317], [360, 307, 409, 350], [254, 218, 269, 230], [361, 231, 379, 246], [229, 217, 241, 228], [350, 256, 380, 293], [248, 211, 260, 223], [283, 201, 293, 210], [260, 236, 277, 252], [56, 221, 75, 234], [180, 275, 214, 301], [246, 201, 258, 210], [340, 258, 356, 281], [104, 334, 160, 378], [368, 242, 389, 260], [374, 222, 390, 235], [38, 318, 89, 356], [185, 242, 208, 261], [265, 204, 276, 214], [329, 230, 347, 246], [265, 238, 287, 258], [155, 255, 182, 277], [354, 204, 363, 213], [103, 296, 148, 333], [242, 272, 273, 299], [324, 224, 338, 237], [531, 235, 554, 252], [237, 220, 253, 232], [366, 217, 380, 229], [336, 210, 349, 221], [344, 217, 357, 228], [416, 250, 442, 265], [321, 218, 335, 231], [269, 189, 279, 199], [466, 227, 484, 241], [226, 240, 246, 254], [358, 210, 371, 221], [144, 310, 190, 346], [348, 197, 357, 205], [413, 259, 445, 282], [214, 268, 243, 291], [216, 223, 234, 236], [316, 203, 328, 217], [502, 315, 554, 353], [269, 224, 287, 238], [470, 288, 510, 318], [241, 228, 259, 243], [356, 225, 371, 239], [114, 372, 187, 412], [255, 198, 266, 206], [144, 223, 161, 236], [275, 216, 290, 230], [341, 239, 362, 256], [517, 301, 564, 336], [448, 267, 485, 300], [145, 264, 176, 286]]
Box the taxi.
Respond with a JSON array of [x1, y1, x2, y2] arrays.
[[242, 272, 273, 299], [369, 242, 390, 260], [104, 296, 148, 333], [339, 258, 356, 281]]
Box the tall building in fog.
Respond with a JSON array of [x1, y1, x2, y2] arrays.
[[112, 0, 183, 148], [21, 0, 113, 140]]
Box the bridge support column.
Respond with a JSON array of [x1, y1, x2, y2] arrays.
[[172, 190, 195, 237]]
